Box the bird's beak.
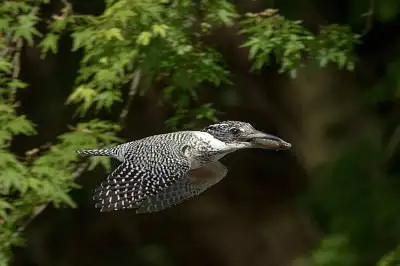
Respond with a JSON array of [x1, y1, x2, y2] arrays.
[[247, 131, 292, 150]]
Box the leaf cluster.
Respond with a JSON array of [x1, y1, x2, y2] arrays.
[[240, 9, 360, 77], [39, 0, 235, 125]]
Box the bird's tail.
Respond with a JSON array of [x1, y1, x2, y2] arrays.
[[76, 148, 115, 157]]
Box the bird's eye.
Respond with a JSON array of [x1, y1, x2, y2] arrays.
[[205, 125, 217, 131], [230, 128, 241, 135]]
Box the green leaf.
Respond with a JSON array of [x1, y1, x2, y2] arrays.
[[13, 14, 42, 46], [66, 85, 97, 113], [49, 18, 69, 32], [378, 245, 400, 266], [104, 28, 124, 41], [217, 9, 235, 26], [7, 80, 28, 89], [103, 0, 128, 17], [152, 24, 168, 38], [137, 31, 152, 46], [38, 33, 59, 57], [94, 90, 121, 111], [248, 43, 260, 60], [71, 30, 95, 51], [6, 115, 36, 136], [204, 0, 238, 27], [56, 190, 77, 208], [0, 59, 12, 74]]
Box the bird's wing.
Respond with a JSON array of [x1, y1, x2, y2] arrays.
[[135, 161, 228, 214], [93, 154, 190, 212]]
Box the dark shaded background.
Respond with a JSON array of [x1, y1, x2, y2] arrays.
[[10, 0, 400, 266]]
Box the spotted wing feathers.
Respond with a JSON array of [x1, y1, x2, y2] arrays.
[[136, 161, 228, 213], [93, 161, 185, 212], [135, 178, 202, 213]]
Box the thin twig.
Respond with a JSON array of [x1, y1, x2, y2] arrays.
[[9, 38, 23, 103], [52, 0, 73, 20], [72, 161, 91, 178], [17, 205, 47, 234], [8, 7, 38, 103], [386, 125, 400, 160], [118, 69, 141, 128], [361, 0, 375, 36]]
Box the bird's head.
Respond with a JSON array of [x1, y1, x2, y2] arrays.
[[201, 121, 292, 150]]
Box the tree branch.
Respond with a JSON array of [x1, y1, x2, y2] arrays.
[[118, 69, 141, 128], [9, 38, 23, 103], [361, 0, 375, 36], [52, 0, 73, 20], [7, 7, 38, 103]]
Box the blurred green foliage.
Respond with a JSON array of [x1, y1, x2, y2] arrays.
[[363, 59, 400, 105], [0, 0, 398, 266], [302, 135, 400, 266], [295, 235, 356, 266], [378, 245, 400, 266]]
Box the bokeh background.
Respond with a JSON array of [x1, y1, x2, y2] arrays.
[[9, 0, 400, 266]]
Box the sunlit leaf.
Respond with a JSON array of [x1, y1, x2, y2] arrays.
[[104, 28, 124, 41], [137, 31, 152, 46]]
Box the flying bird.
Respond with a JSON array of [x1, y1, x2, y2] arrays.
[[76, 120, 291, 213]]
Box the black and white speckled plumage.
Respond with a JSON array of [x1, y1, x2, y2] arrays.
[[136, 161, 227, 213], [76, 120, 291, 213]]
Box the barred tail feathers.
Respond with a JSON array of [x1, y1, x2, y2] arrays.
[[75, 148, 116, 157]]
